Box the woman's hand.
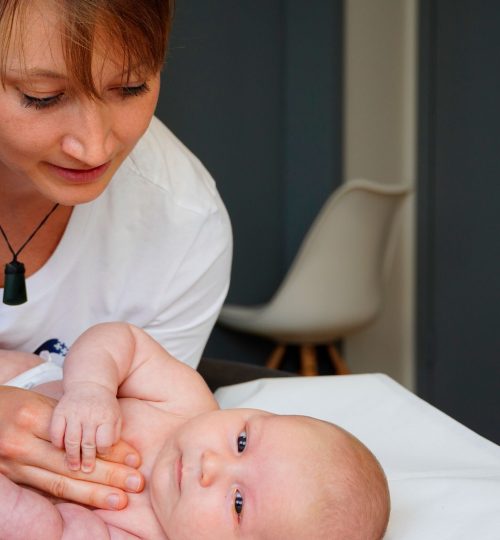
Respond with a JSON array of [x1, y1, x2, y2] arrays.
[[0, 386, 144, 510]]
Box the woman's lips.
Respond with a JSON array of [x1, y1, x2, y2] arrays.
[[46, 161, 111, 183]]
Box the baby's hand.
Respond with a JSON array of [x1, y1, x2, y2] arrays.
[[50, 382, 122, 473]]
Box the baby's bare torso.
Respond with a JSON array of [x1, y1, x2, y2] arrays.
[[58, 398, 182, 540], [1, 355, 194, 539]]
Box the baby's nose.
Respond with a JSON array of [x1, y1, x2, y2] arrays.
[[200, 450, 232, 487]]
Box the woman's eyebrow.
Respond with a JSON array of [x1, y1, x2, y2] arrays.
[[8, 67, 67, 80]]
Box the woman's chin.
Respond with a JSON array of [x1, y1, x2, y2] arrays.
[[35, 173, 115, 206]]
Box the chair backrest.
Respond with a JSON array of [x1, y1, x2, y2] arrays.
[[262, 179, 411, 341]]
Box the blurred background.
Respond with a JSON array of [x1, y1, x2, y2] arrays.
[[155, 1, 500, 444]]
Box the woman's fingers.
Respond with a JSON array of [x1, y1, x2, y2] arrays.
[[2, 387, 56, 441], [10, 464, 129, 510], [96, 439, 141, 468], [2, 433, 144, 494]]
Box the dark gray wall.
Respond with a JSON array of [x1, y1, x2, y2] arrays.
[[155, 0, 499, 443], [418, 0, 500, 444], [156, 1, 343, 365]]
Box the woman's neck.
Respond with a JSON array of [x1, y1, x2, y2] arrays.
[[0, 191, 73, 287]]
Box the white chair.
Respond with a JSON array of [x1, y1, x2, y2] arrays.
[[218, 179, 411, 376]]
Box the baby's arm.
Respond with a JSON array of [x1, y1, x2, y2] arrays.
[[51, 323, 217, 472], [51, 364, 122, 473]]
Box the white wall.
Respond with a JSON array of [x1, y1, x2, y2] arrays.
[[343, 0, 417, 389]]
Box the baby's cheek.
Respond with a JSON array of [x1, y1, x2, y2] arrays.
[[166, 499, 224, 540]]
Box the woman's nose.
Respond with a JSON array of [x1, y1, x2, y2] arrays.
[[200, 450, 235, 487], [61, 99, 118, 166]]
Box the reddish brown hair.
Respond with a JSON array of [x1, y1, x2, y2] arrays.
[[0, 0, 175, 95]]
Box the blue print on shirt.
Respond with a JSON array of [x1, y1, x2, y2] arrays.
[[34, 338, 69, 366]]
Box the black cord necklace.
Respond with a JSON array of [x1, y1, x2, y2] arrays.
[[0, 203, 59, 306]]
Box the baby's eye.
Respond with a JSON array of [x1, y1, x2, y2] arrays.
[[234, 489, 244, 516], [237, 431, 247, 453]]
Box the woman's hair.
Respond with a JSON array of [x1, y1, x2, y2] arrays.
[[0, 0, 175, 95]]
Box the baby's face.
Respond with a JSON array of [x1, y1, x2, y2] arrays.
[[150, 408, 329, 540]]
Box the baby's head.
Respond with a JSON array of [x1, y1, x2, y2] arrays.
[[151, 408, 389, 540]]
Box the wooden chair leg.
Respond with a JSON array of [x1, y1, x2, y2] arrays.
[[266, 344, 286, 370], [327, 344, 351, 375], [300, 345, 318, 376]]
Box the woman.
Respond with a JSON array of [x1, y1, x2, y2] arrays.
[[0, 0, 232, 508]]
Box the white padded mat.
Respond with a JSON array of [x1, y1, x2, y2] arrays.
[[215, 374, 500, 540]]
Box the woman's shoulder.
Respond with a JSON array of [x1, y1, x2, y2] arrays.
[[119, 116, 223, 217]]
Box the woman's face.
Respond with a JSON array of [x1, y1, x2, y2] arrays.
[[0, 2, 160, 205]]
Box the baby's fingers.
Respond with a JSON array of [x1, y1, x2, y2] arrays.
[[95, 422, 119, 457], [49, 413, 67, 449], [81, 421, 119, 473], [81, 425, 98, 473], [64, 421, 83, 471]]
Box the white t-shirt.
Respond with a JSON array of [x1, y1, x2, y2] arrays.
[[0, 116, 232, 368]]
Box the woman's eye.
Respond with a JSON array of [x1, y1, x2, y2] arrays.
[[118, 82, 150, 98], [234, 489, 244, 516], [21, 93, 63, 110], [237, 431, 247, 453]]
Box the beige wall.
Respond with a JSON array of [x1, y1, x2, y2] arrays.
[[343, 0, 417, 389]]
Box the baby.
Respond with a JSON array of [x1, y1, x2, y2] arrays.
[[0, 323, 390, 539]]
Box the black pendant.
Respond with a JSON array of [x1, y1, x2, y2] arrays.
[[3, 260, 27, 305]]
